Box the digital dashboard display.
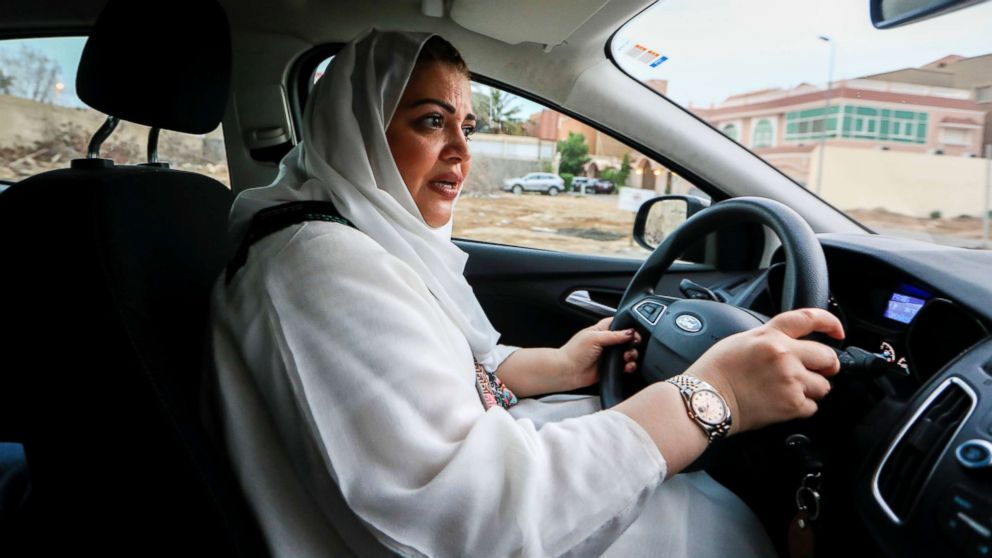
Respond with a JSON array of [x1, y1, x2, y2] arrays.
[[884, 293, 926, 324]]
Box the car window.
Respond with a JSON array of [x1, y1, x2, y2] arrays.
[[612, 0, 992, 250], [305, 54, 709, 259], [0, 37, 230, 187], [453, 81, 707, 259]]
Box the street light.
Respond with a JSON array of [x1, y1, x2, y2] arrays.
[[815, 35, 835, 196], [53, 81, 65, 106]]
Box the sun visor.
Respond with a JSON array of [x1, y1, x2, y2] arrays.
[[450, 0, 609, 48]]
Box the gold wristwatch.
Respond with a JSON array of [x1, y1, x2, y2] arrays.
[[665, 374, 732, 443]]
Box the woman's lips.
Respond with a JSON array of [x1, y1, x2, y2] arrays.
[[426, 173, 462, 200]]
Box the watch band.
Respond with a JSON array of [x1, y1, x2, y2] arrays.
[[665, 374, 732, 443]]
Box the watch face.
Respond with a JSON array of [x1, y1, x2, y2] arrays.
[[689, 390, 728, 425]]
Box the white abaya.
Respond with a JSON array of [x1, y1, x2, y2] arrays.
[[209, 220, 779, 558]]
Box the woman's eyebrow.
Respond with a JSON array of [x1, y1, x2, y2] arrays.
[[410, 98, 455, 112], [410, 98, 477, 121], [409, 97, 476, 120]]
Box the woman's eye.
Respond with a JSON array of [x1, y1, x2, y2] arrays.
[[421, 113, 444, 129], [462, 125, 476, 139]]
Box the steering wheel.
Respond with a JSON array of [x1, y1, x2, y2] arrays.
[[600, 196, 830, 408]]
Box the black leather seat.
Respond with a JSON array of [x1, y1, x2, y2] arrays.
[[0, 1, 267, 555]]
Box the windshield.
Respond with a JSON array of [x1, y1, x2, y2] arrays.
[[613, 0, 992, 250]]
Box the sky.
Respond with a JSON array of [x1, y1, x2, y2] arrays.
[[3, 1, 990, 112], [614, 0, 992, 107], [0, 36, 87, 107]]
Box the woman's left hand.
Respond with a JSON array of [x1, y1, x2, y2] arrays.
[[557, 317, 641, 391]]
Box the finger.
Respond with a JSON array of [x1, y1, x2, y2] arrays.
[[792, 339, 841, 376], [624, 361, 637, 373], [591, 328, 636, 347], [800, 371, 832, 400], [623, 349, 639, 362], [767, 308, 845, 341], [590, 317, 614, 332], [798, 398, 819, 418]]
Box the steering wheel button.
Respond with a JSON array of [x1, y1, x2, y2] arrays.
[[957, 440, 992, 469], [634, 301, 666, 325]]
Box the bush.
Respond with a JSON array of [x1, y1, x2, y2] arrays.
[[929, 210, 942, 219], [617, 153, 631, 187], [556, 132, 591, 176], [560, 172, 574, 189]]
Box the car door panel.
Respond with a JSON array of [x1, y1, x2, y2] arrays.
[[457, 239, 755, 349]]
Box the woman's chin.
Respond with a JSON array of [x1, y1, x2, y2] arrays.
[[422, 204, 453, 228]]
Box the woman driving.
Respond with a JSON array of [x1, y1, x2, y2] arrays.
[[210, 29, 844, 557]]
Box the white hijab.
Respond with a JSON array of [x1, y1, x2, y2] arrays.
[[228, 29, 501, 364]]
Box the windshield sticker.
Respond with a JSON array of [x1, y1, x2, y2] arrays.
[[615, 38, 669, 69]]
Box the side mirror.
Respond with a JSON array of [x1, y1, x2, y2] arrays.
[[869, 0, 988, 29], [632, 195, 709, 251]]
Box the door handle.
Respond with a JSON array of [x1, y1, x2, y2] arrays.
[[565, 290, 616, 317]]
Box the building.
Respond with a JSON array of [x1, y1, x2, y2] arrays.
[[691, 55, 989, 186], [525, 79, 677, 190], [696, 79, 986, 184], [865, 54, 992, 148]]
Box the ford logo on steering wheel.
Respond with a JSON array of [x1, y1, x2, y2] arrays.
[[675, 314, 703, 333]]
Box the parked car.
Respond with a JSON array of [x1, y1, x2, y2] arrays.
[[502, 172, 565, 195], [2, 0, 991, 557], [572, 176, 615, 194]]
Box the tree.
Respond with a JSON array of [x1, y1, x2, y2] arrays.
[[0, 45, 62, 103], [556, 132, 591, 176], [472, 86, 524, 135], [0, 69, 13, 95], [617, 153, 631, 186], [601, 154, 632, 187]]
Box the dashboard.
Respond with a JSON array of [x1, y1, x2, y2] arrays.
[[744, 233, 992, 558]]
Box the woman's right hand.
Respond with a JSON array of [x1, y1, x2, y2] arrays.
[[688, 308, 845, 435]]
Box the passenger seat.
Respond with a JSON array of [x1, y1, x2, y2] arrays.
[[0, 0, 267, 555]]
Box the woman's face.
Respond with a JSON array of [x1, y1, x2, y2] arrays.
[[386, 62, 475, 228]]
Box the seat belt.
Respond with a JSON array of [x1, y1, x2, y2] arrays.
[[225, 200, 354, 284]]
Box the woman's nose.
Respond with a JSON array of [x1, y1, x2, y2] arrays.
[[442, 127, 470, 162]]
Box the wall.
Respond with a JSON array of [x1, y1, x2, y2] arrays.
[[815, 145, 990, 217], [470, 132, 554, 160], [461, 133, 553, 193], [463, 154, 544, 194]]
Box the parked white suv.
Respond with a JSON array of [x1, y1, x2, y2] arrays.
[[502, 172, 565, 196]]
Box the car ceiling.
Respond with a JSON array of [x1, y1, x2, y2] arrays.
[[0, 0, 648, 103]]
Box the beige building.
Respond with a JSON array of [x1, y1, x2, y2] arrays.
[[693, 76, 986, 185], [684, 54, 992, 219], [866, 54, 992, 148]]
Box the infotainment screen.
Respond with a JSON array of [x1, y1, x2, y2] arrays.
[[884, 292, 927, 324]]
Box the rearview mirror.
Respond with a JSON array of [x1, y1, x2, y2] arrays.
[[632, 195, 709, 251], [869, 0, 988, 29]]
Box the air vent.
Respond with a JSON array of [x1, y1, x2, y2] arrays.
[[873, 377, 976, 524]]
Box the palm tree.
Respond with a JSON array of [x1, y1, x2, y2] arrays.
[[472, 86, 523, 135]]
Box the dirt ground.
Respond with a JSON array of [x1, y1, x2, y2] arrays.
[[452, 193, 990, 255], [847, 208, 987, 242], [454, 192, 653, 258]]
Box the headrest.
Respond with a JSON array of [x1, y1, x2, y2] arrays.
[[76, 0, 231, 135]]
